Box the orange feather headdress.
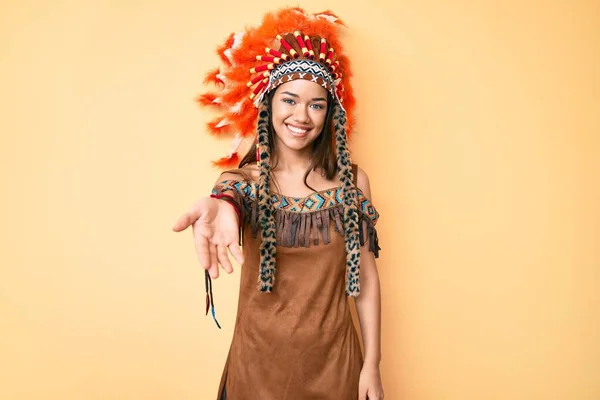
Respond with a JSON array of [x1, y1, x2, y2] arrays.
[[197, 7, 356, 168]]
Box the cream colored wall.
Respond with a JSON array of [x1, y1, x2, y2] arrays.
[[1, 0, 598, 399]]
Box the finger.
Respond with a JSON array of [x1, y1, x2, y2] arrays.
[[358, 389, 367, 400], [217, 245, 234, 274], [194, 232, 211, 271], [228, 243, 245, 265], [208, 244, 219, 279], [172, 213, 193, 232], [172, 209, 202, 232]]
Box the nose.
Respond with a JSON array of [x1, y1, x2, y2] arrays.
[[292, 105, 310, 124]]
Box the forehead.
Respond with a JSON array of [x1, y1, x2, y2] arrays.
[[274, 79, 328, 98]]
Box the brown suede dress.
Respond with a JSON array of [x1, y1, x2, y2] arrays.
[[211, 170, 380, 400]]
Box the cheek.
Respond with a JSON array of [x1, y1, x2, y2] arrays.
[[311, 110, 327, 130], [270, 105, 281, 121], [271, 110, 286, 131]]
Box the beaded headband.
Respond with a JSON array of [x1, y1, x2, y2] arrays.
[[255, 58, 342, 109]]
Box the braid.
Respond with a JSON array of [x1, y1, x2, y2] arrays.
[[256, 99, 277, 292], [332, 104, 361, 296]]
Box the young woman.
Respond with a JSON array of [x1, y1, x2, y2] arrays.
[[173, 8, 384, 400]]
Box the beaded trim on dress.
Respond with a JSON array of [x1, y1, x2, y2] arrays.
[[212, 179, 380, 257]]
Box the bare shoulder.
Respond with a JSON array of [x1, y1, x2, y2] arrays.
[[355, 166, 373, 200], [239, 164, 261, 182], [214, 164, 260, 185]]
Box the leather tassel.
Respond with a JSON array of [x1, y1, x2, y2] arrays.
[[205, 270, 222, 329], [322, 210, 331, 245]]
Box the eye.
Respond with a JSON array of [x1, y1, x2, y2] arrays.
[[282, 98, 295, 105], [310, 103, 326, 110]]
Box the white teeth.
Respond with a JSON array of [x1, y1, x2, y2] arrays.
[[287, 125, 309, 134]]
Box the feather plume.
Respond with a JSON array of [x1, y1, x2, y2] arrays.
[[211, 152, 240, 168]]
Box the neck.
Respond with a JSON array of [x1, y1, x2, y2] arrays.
[[271, 144, 313, 173]]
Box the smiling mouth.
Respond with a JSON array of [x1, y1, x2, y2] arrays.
[[286, 124, 311, 136]]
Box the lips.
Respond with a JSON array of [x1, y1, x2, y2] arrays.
[[286, 124, 311, 137]]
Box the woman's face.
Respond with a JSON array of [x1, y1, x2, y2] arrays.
[[270, 79, 329, 152]]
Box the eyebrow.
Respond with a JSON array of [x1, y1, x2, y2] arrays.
[[281, 91, 327, 102]]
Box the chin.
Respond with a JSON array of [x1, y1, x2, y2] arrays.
[[281, 139, 313, 152]]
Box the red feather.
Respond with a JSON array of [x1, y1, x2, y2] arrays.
[[212, 153, 240, 169], [316, 10, 346, 26], [206, 117, 231, 136], [203, 67, 223, 85], [221, 84, 248, 105], [216, 33, 235, 66], [231, 98, 253, 116], [196, 93, 220, 107], [226, 67, 252, 84], [236, 113, 259, 138]]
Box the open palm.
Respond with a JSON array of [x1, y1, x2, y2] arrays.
[[173, 197, 244, 278]]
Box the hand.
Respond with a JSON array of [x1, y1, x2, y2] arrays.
[[172, 197, 244, 278], [358, 364, 384, 400]]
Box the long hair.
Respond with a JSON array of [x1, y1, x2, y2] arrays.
[[238, 89, 338, 188]]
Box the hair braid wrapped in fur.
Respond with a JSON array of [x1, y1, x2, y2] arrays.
[[256, 99, 278, 292], [332, 104, 361, 296]]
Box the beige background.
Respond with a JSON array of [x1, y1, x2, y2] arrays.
[[1, 0, 599, 399]]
